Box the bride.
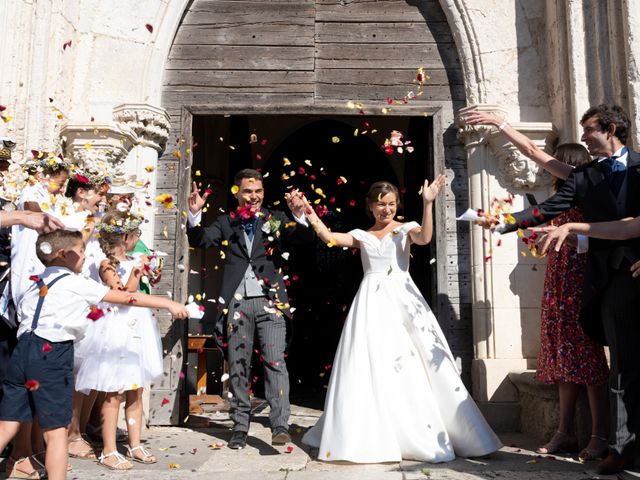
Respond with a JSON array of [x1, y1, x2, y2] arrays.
[[301, 176, 502, 463]]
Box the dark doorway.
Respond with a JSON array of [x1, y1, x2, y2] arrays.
[[188, 114, 436, 407]]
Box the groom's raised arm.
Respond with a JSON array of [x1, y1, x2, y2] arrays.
[[187, 210, 224, 249]]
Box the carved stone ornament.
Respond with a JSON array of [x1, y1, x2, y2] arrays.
[[456, 105, 556, 189], [113, 104, 171, 154], [488, 133, 554, 189], [60, 123, 137, 167]]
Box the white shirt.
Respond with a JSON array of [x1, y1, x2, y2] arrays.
[[17, 266, 110, 343], [597, 146, 628, 166], [11, 183, 51, 306]]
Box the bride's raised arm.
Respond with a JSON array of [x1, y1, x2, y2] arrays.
[[409, 175, 446, 245], [302, 196, 359, 249]]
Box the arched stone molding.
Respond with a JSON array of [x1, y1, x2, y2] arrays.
[[140, 0, 193, 105], [437, 0, 487, 105]]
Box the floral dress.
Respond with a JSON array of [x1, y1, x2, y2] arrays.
[[535, 208, 609, 385]]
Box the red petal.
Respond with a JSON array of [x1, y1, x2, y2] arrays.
[[285, 445, 294, 453], [161, 397, 170, 406], [25, 379, 40, 391], [0, 105, 6, 112], [42, 343, 52, 353], [87, 306, 104, 321], [29, 275, 40, 282], [145, 23, 154, 33]]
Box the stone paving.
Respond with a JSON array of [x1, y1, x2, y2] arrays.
[[1, 402, 637, 480]]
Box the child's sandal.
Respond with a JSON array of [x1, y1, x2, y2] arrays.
[[126, 445, 157, 464], [31, 451, 72, 473], [5, 456, 45, 479], [98, 451, 132, 470], [68, 435, 96, 459]]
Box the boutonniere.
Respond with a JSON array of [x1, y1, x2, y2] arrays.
[[390, 228, 401, 238], [261, 214, 282, 236]]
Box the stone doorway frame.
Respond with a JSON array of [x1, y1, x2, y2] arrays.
[[168, 103, 449, 423]]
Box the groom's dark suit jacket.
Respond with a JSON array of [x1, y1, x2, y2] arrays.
[[187, 207, 314, 346], [503, 149, 640, 344]]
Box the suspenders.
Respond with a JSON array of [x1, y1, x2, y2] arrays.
[[30, 273, 70, 331]]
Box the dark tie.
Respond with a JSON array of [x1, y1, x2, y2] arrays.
[[241, 219, 256, 241], [601, 156, 626, 196]]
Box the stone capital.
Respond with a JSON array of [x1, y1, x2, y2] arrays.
[[113, 104, 171, 154], [456, 104, 508, 148], [457, 105, 557, 189], [60, 123, 137, 167]]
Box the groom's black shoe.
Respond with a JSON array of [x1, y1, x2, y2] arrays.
[[272, 427, 291, 445], [228, 431, 248, 450], [596, 450, 635, 475]]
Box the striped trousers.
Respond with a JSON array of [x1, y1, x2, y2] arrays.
[[226, 296, 290, 432], [600, 266, 640, 454]]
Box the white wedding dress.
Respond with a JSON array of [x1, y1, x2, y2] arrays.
[[302, 222, 502, 463]]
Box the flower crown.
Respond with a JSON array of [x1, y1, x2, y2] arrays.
[[96, 214, 143, 234], [71, 158, 114, 187], [71, 169, 111, 188], [25, 150, 72, 172]]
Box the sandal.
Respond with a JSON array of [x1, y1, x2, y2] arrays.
[[98, 451, 132, 471], [68, 435, 96, 459], [536, 430, 577, 454], [579, 435, 609, 461], [5, 456, 45, 479], [126, 445, 157, 464], [32, 451, 72, 473]]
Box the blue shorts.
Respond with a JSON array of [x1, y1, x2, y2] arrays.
[[0, 332, 74, 429]]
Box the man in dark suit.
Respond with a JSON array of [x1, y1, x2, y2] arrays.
[[187, 168, 313, 450], [491, 105, 639, 474]]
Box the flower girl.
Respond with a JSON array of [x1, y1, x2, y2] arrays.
[[74, 211, 163, 470]]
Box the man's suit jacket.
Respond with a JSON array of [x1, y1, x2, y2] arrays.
[[503, 148, 640, 343], [187, 207, 314, 346]]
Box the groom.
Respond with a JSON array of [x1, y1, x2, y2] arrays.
[[187, 169, 313, 449], [490, 105, 640, 475]]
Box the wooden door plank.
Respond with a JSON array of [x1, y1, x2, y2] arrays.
[[315, 21, 452, 44], [167, 45, 315, 71]]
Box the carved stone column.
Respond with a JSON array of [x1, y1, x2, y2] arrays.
[[60, 123, 137, 169], [113, 104, 171, 247], [456, 105, 557, 429]]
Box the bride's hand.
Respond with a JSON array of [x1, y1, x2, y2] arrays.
[[422, 175, 446, 203]]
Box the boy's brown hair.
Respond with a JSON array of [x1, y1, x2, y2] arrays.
[[36, 230, 82, 265]]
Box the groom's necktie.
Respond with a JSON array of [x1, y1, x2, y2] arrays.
[[601, 156, 626, 196], [241, 218, 257, 241]]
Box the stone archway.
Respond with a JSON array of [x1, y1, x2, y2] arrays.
[[151, 0, 474, 425]]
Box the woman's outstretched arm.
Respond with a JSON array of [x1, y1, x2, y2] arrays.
[[409, 175, 446, 245], [464, 111, 573, 180]]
